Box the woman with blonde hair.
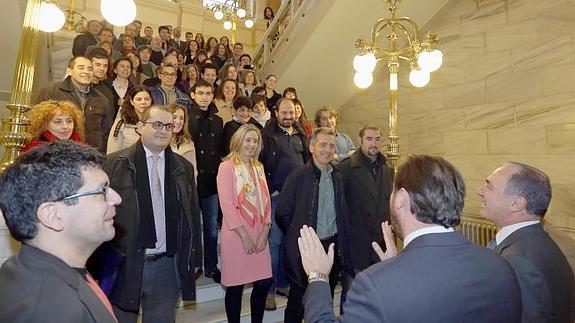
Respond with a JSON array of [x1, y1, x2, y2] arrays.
[[168, 103, 197, 183], [217, 124, 272, 323], [106, 85, 152, 153], [22, 100, 84, 152]]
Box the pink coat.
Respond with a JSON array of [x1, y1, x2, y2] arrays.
[[217, 159, 272, 286]]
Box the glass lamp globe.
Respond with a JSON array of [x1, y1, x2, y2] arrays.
[[223, 20, 233, 30], [409, 68, 430, 87], [236, 8, 246, 18], [354, 72, 373, 89], [38, 2, 65, 32], [353, 53, 377, 73], [245, 19, 254, 28], [214, 10, 224, 20], [417, 49, 443, 72], [101, 0, 137, 26]]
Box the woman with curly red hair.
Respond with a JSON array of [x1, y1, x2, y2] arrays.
[[22, 100, 84, 152]]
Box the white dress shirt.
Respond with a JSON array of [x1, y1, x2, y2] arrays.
[[404, 225, 455, 247], [495, 220, 540, 245]]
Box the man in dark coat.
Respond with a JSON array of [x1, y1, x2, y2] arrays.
[[478, 162, 575, 323], [299, 155, 523, 323], [260, 98, 310, 310], [104, 106, 202, 322], [72, 20, 101, 57], [0, 141, 120, 323], [336, 124, 393, 307], [276, 127, 351, 323], [34, 56, 115, 154], [188, 79, 224, 283]]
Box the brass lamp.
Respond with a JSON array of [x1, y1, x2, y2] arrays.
[[353, 0, 443, 173]]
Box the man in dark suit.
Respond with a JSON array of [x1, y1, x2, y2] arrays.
[[299, 155, 523, 323], [104, 105, 202, 322], [336, 124, 392, 307], [0, 141, 121, 322], [477, 162, 575, 323]]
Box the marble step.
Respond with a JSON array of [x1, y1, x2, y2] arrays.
[[177, 283, 341, 322]]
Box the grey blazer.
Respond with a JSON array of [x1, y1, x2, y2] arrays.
[[496, 223, 575, 323], [0, 244, 117, 323], [304, 232, 523, 323]]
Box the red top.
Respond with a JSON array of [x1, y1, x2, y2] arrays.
[[22, 130, 83, 153]]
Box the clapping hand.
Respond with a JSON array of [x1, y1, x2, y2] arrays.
[[297, 225, 334, 277], [372, 221, 398, 261]]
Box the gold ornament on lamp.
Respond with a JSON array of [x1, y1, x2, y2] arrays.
[[353, 0, 443, 173]]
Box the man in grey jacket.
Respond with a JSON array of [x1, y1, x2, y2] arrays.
[[0, 140, 121, 323]]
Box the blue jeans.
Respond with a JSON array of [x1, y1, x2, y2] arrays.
[[200, 194, 219, 274], [269, 194, 289, 293]]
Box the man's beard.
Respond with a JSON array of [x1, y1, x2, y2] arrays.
[[279, 118, 293, 128]]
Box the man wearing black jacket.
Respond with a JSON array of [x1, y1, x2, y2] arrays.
[[188, 79, 224, 283], [276, 127, 350, 323], [336, 124, 393, 308], [104, 105, 202, 322], [260, 98, 310, 310]]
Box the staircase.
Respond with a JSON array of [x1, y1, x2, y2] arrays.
[[177, 276, 341, 322]]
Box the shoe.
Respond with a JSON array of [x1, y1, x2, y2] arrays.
[[205, 269, 221, 284], [276, 287, 290, 298], [265, 294, 277, 311]]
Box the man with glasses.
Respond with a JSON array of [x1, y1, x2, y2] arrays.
[[149, 63, 192, 110], [188, 79, 224, 283], [0, 140, 121, 322], [103, 105, 202, 322]]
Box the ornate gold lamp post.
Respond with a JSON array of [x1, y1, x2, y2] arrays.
[[0, 0, 43, 172], [353, 0, 443, 173]]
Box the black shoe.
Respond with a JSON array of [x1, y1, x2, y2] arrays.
[[206, 269, 221, 284]]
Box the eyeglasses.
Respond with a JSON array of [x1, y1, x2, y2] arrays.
[[55, 184, 109, 202], [160, 72, 177, 77], [144, 121, 175, 131]]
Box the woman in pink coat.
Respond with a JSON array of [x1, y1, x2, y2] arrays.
[[217, 123, 272, 323]]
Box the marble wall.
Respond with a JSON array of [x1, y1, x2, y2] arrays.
[[338, 0, 575, 236]]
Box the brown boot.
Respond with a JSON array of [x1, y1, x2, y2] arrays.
[[265, 294, 277, 311]]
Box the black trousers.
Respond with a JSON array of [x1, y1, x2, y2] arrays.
[[113, 255, 179, 323], [225, 277, 272, 323], [284, 235, 339, 323]]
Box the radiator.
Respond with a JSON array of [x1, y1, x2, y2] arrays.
[[456, 216, 498, 246]]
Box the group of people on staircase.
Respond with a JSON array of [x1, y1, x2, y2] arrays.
[[0, 10, 574, 323]]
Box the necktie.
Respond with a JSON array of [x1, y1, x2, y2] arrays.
[[151, 154, 166, 252], [85, 273, 118, 322], [486, 238, 497, 250]]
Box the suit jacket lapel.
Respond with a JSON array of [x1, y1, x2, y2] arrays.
[[495, 223, 543, 254], [78, 278, 118, 323]]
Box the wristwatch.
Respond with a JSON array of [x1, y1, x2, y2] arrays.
[[308, 271, 328, 283]]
